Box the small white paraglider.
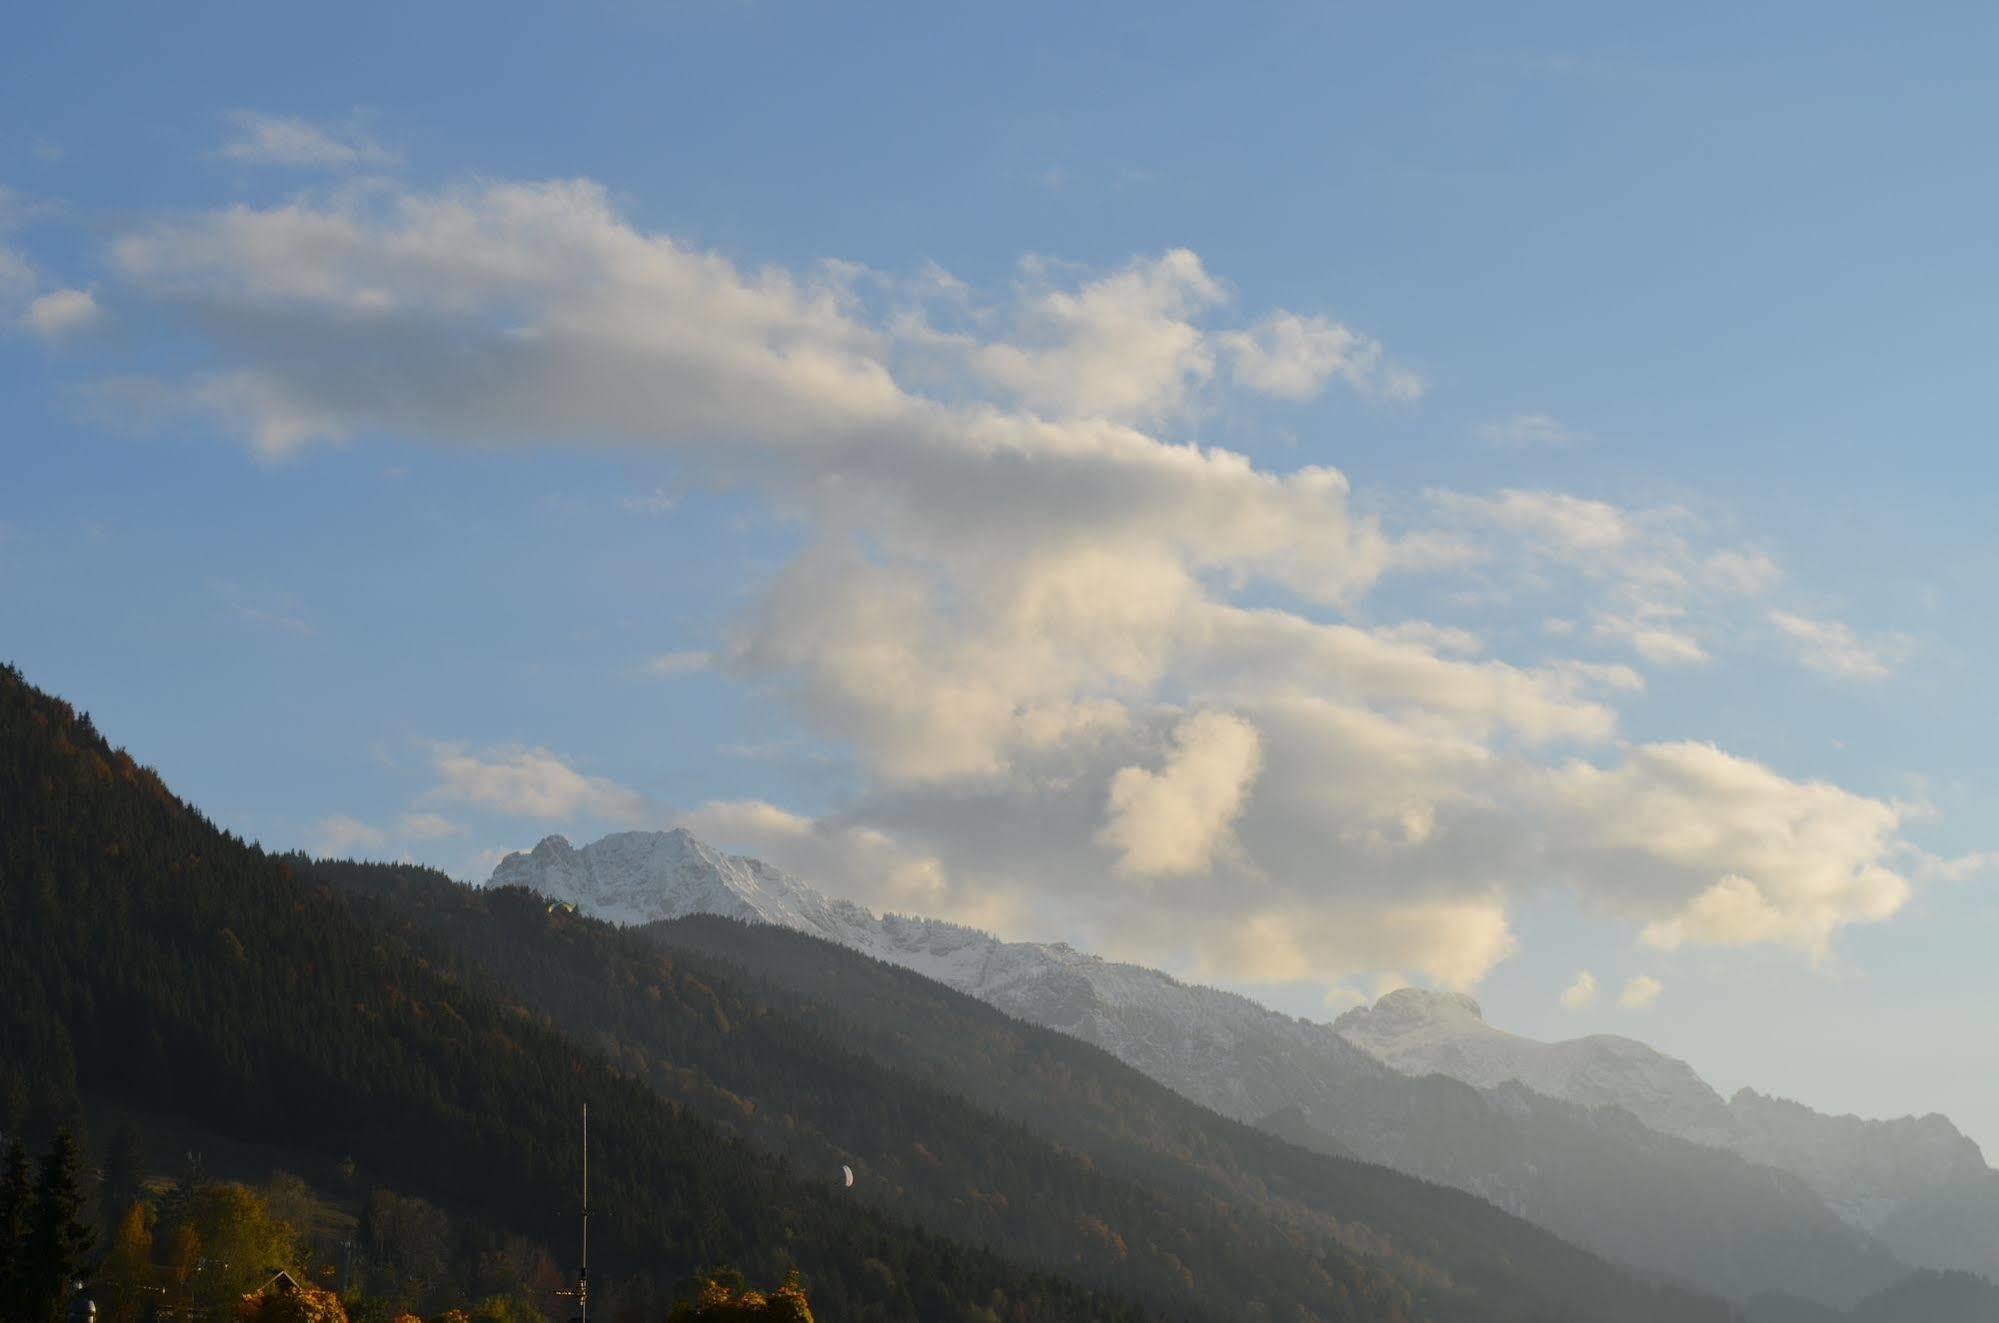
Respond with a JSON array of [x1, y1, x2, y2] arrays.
[[841, 1164, 854, 1189]]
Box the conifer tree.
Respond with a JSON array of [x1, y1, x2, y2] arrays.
[[23, 1131, 96, 1323], [99, 1124, 144, 1227], [0, 1139, 34, 1323]]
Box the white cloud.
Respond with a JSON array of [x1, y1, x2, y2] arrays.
[[968, 250, 1223, 422], [1221, 311, 1423, 402], [1435, 488, 1633, 557], [396, 811, 462, 840], [220, 112, 398, 169], [188, 373, 353, 463], [678, 798, 955, 917], [622, 486, 680, 514], [1769, 610, 1908, 681], [1702, 547, 1781, 596], [1477, 412, 1581, 446], [1912, 849, 1999, 884], [1428, 490, 1898, 691], [0, 247, 33, 308], [1548, 742, 1911, 957], [1559, 970, 1599, 1010], [1618, 974, 1663, 1009], [427, 743, 649, 824], [1373, 620, 1484, 656], [1189, 901, 1515, 991], [213, 580, 315, 636], [1099, 709, 1263, 877], [1190, 606, 1624, 745], [313, 809, 462, 853], [20, 288, 100, 340], [1590, 610, 1708, 665], [644, 649, 712, 678], [97, 173, 1940, 994], [311, 814, 388, 856]]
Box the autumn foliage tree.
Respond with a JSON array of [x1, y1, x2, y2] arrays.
[[98, 1202, 156, 1323], [667, 1269, 814, 1322], [237, 1283, 351, 1323]]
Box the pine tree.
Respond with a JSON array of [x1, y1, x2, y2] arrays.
[[0, 1138, 34, 1323], [98, 1124, 144, 1227], [23, 1131, 96, 1323]]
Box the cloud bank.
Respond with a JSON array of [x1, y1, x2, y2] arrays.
[[99, 174, 1933, 994]]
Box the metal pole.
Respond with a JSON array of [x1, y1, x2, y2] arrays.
[[580, 1103, 589, 1323]]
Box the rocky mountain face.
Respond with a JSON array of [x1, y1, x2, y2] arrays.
[[1334, 988, 1991, 1230], [490, 829, 882, 938], [489, 829, 1986, 1301]]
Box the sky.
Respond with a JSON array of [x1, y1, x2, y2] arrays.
[[5, 1, 1999, 1149]]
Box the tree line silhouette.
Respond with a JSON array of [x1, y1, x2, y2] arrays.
[[0, 663, 1139, 1323]]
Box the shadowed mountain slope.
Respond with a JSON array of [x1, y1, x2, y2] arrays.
[[0, 664, 1143, 1323], [1336, 987, 1990, 1234], [647, 915, 1906, 1307], [322, 855, 1736, 1323], [497, 828, 1907, 1307]]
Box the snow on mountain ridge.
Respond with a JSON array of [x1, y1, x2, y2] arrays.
[[490, 829, 1391, 1120], [1332, 983, 1988, 1226], [490, 829, 880, 941], [1336, 986, 1736, 1142], [489, 827, 1988, 1253]]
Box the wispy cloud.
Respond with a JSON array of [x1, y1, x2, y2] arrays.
[[1769, 610, 1909, 681], [1618, 974, 1663, 1009], [396, 811, 462, 840], [1221, 311, 1424, 403], [621, 486, 681, 514], [95, 173, 1933, 991], [426, 743, 649, 824], [220, 112, 398, 170], [1477, 412, 1583, 446], [643, 649, 712, 678], [20, 288, 101, 341], [1559, 970, 1599, 1010], [309, 814, 387, 856], [213, 580, 316, 637], [1590, 610, 1708, 666]]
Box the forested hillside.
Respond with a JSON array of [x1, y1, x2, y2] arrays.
[[642, 917, 1909, 1308], [0, 664, 1141, 1323], [310, 855, 1736, 1323], [1746, 1268, 1999, 1323], [0, 662, 1752, 1322]]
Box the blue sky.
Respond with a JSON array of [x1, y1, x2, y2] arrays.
[[5, 1, 1999, 1148]]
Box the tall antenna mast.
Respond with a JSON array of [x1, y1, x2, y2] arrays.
[[560, 1104, 590, 1323]]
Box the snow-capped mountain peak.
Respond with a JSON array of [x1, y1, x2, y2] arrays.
[[489, 827, 1992, 1251], [1333, 985, 1989, 1227], [489, 828, 877, 940], [1361, 986, 1486, 1026], [1335, 988, 1734, 1140]]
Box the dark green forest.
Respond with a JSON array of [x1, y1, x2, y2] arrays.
[[7, 660, 1995, 1323], [311, 857, 1743, 1323], [637, 916, 1895, 1312], [1744, 1269, 1999, 1323], [0, 663, 1140, 1323]]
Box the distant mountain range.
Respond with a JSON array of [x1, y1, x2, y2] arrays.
[[495, 828, 1999, 1300], [1334, 987, 1991, 1230], [8, 657, 1992, 1321], [3, 663, 1756, 1323]]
